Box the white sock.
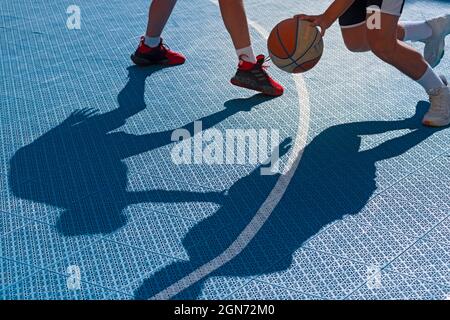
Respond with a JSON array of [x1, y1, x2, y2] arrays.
[[236, 46, 257, 63], [144, 36, 161, 48], [400, 21, 432, 42], [417, 65, 446, 93]]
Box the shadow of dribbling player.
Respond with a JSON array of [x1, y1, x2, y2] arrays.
[[134, 101, 448, 300], [8, 65, 273, 236]]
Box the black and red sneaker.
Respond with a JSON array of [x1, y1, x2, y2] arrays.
[[131, 37, 186, 67], [230, 55, 284, 97]]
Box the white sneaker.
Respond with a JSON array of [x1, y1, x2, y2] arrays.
[[423, 15, 450, 68], [422, 76, 450, 127]]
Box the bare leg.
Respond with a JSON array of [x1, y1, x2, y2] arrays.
[[340, 21, 406, 53], [397, 24, 406, 41], [366, 13, 449, 127], [366, 13, 427, 80], [218, 0, 252, 50], [145, 0, 178, 38]]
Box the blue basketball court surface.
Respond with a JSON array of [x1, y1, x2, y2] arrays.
[[1, 0, 449, 300]]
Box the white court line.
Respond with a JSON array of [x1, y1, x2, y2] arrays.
[[150, 0, 311, 300]]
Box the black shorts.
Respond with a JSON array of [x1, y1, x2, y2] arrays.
[[339, 0, 405, 28]]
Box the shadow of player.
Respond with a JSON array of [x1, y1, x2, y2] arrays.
[[134, 101, 448, 300], [8, 65, 273, 236]]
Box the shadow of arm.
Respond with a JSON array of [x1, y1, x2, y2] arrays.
[[361, 128, 435, 161], [127, 190, 226, 205], [343, 101, 430, 136]]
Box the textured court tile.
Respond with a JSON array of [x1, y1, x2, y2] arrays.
[[306, 53, 426, 124], [0, 146, 13, 176], [0, 221, 101, 268], [374, 152, 445, 192], [424, 217, 450, 245], [136, 158, 249, 192], [3, 196, 59, 226], [0, 173, 9, 193], [254, 248, 369, 300], [348, 271, 450, 300], [0, 212, 33, 238], [196, 277, 254, 300], [0, 269, 119, 300], [227, 280, 318, 300], [417, 156, 450, 183], [47, 239, 178, 295], [106, 210, 196, 261], [0, 112, 48, 150], [125, 141, 273, 192], [0, 173, 60, 221], [343, 196, 449, 238], [1, 0, 450, 300], [383, 171, 450, 210], [104, 291, 134, 300], [0, 95, 44, 126], [0, 258, 38, 292], [359, 130, 416, 152], [375, 135, 447, 171], [357, 127, 449, 193], [304, 220, 417, 266], [386, 240, 450, 286]]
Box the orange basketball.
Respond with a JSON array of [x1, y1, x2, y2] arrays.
[[268, 17, 324, 73]]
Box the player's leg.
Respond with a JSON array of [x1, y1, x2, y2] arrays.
[[131, 0, 185, 66], [341, 22, 408, 53], [145, 0, 177, 42], [341, 24, 371, 53], [218, 0, 254, 62], [366, 10, 449, 127], [399, 15, 450, 68], [218, 0, 284, 96], [339, 1, 371, 52], [338, 1, 429, 54], [340, 23, 418, 53]]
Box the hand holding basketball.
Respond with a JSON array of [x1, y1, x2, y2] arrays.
[[295, 13, 333, 36], [268, 17, 324, 73]]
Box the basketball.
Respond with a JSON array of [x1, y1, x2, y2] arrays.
[[268, 17, 324, 73]]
